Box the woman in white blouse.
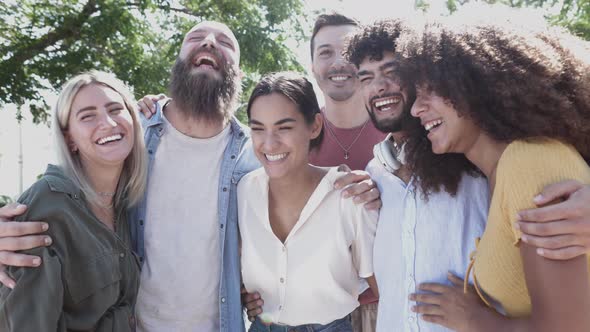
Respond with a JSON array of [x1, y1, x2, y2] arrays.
[[238, 72, 378, 332]]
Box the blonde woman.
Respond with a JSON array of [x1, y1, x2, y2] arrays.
[[0, 71, 147, 331]]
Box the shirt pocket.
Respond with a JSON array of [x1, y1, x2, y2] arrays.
[[66, 252, 122, 304]]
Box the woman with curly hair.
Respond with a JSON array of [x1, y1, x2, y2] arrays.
[[403, 19, 590, 332]]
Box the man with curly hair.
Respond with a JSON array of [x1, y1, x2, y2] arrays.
[[345, 19, 489, 331], [345, 18, 590, 331]]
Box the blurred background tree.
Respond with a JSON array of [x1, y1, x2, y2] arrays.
[[0, 0, 307, 124], [444, 0, 590, 40]]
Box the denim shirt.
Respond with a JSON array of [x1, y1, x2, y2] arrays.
[[128, 101, 260, 332]]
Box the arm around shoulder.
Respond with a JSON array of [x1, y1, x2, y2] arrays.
[[500, 141, 590, 331], [0, 246, 65, 332]]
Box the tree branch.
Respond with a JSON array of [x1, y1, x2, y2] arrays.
[[5, 0, 98, 68]]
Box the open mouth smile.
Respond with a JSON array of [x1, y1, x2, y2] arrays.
[[193, 54, 219, 69], [96, 134, 124, 145], [329, 75, 351, 82], [372, 95, 402, 113], [265, 153, 288, 162], [423, 119, 443, 132]]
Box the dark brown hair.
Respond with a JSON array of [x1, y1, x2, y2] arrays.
[[345, 19, 481, 198], [398, 21, 590, 162], [246, 72, 324, 150], [310, 13, 359, 60]]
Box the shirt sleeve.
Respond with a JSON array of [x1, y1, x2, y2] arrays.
[[0, 247, 65, 332], [0, 180, 67, 332], [499, 140, 590, 243], [349, 202, 379, 278]]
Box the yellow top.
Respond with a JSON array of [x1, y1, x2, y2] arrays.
[[472, 138, 590, 317]]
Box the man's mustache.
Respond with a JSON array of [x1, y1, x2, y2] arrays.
[[327, 68, 356, 77]]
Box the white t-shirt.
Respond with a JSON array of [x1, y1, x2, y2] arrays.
[[136, 113, 231, 332], [238, 167, 378, 326]]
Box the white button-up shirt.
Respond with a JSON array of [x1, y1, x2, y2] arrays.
[[238, 167, 378, 326], [367, 159, 489, 332]]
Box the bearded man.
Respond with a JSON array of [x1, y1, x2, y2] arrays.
[[0, 20, 381, 332]]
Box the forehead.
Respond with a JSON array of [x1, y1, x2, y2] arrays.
[[250, 94, 300, 119], [73, 84, 124, 107], [186, 22, 238, 43], [313, 24, 358, 48], [358, 51, 397, 71]]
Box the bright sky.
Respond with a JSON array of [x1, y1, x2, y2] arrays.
[[0, 0, 550, 199]]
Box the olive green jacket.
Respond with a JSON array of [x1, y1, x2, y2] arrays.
[[0, 165, 140, 331]]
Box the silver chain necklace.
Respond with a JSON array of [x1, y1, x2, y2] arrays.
[[323, 116, 370, 160]]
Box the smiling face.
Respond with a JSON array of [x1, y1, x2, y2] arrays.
[[311, 24, 359, 102], [410, 86, 481, 154], [66, 83, 134, 169], [179, 21, 240, 78], [357, 51, 412, 133], [249, 93, 322, 180], [171, 21, 242, 122]]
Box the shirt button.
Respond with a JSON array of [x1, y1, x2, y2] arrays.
[[409, 316, 414, 322], [220, 224, 224, 229], [139, 219, 144, 226], [120, 253, 125, 258], [280, 277, 285, 283], [148, 149, 153, 154], [282, 247, 286, 252], [231, 155, 236, 159], [221, 297, 226, 303], [223, 187, 228, 192]]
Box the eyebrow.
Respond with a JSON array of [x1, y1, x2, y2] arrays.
[[249, 118, 297, 125], [358, 60, 399, 77], [379, 61, 399, 71], [75, 101, 123, 115], [316, 44, 332, 51], [357, 69, 372, 76]]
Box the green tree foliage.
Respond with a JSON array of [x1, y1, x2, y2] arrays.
[[0, 0, 306, 123], [444, 0, 590, 40]]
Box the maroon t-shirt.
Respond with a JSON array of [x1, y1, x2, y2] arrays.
[[310, 117, 387, 171]]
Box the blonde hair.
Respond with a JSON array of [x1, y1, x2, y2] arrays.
[[52, 70, 147, 211]]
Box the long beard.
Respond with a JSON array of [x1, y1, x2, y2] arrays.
[[169, 52, 241, 123]]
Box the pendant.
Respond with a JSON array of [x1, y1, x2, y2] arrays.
[[344, 152, 349, 160]]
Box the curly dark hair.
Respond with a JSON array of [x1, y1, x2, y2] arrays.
[[397, 21, 590, 162], [345, 19, 480, 198]]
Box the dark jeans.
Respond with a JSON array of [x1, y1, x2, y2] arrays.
[[249, 315, 352, 332]]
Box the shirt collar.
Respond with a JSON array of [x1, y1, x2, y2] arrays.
[[43, 164, 83, 197]]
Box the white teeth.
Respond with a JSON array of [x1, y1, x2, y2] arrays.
[[97, 134, 122, 145], [196, 55, 218, 67], [374, 97, 400, 108], [424, 120, 443, 131], [265, 153, 288, 162], [330, 75, 349, 82]]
